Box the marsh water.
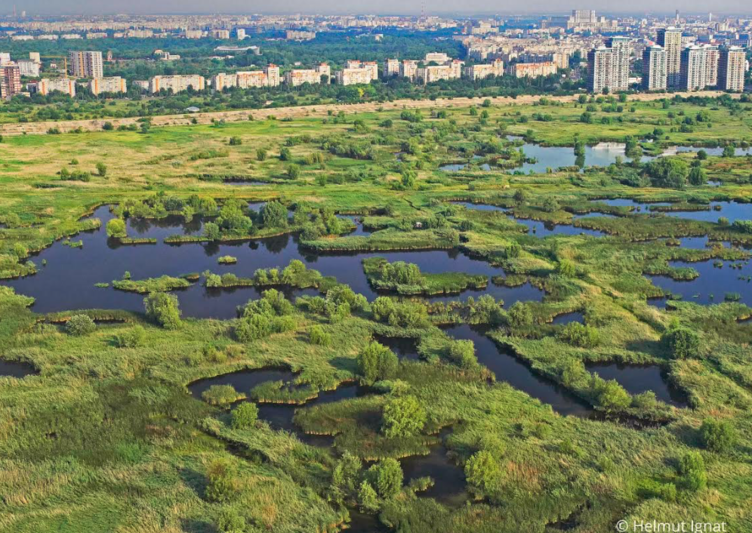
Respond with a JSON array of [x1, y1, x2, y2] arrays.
[[0, 360, 37, 378], [4, 205, 546, 318], [650, 259, 752, 306]]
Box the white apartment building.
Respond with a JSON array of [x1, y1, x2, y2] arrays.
[[680, 45, 719, 91], [335, 64, 377, 86], [69, 51, 103, 78], [425, 52, 451, 63], [400, 60, 419, 81], [657, 28, 683, 88], [31, 78, 77, 97], [183, 30, 204, 39], [383, 58, 400, 77], [417, 60, 463, 84], [642, 45, 667, 91], [212, 65, 281, 91], [149, 75, 205, 94], [0, 63, 21, 100], [718, 47, 746, 91], [587, 47, 615, 93], [464, 59, 504, 80], [89, 76, 127, 95], [17, 59, 40, 77], [285, 63, 330, 86], [211, 29, 230, 40], [509, 61, 558, 79]]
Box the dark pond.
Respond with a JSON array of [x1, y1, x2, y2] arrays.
[[452, 202, 607, 237], [337, 215, 372, 237], [551, 312, 585, 325], [372, 335, 421, 361], [4, 205, 544, 318], [0, 360, 37, 378], [592, 199, 752, 223], [400, 432, 467, 506], [650, 259, 752, 306], [585, 363, 687, 407], [443, 324, 592, 417]]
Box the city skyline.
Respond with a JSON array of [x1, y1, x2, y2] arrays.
[[3, 2, 752, 17]]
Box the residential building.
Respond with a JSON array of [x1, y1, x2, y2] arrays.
[[86, 32, 108, 39], [400, 60, 419, 81], [236, 29, 246, 40], [211, 29, 230, 40], [0, 63, 22, 100], [587, 47, 615, 93], [417, 60, 463, 84], [0, 53, 11, 65], [286, 30, 316, 41], [17, 59, 40, 77], [657, 28, 682, 88], [89, 76, 127, 95], [69, 51, 103, 79], [642, 45, 667, 91], [680, 45, 718, 91], [508, 61, 558, 79], [265, 64, 281, 87], [383, 58, 400, 77], [31, 78, 76, 97], [335, 63, 377, 85], [464, 59, 504, 80], [29, 52, 41, 63], [606, 37, 631, 92], [718, 46, 746, 91], [425, 52, 451, 64], [183, 30, 204, 39], [552, 51, 570, 70], [149, 75, 205, 94], [285, 63, 330, 86]]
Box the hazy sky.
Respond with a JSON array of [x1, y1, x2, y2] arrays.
[[7, 0, 751, 16]]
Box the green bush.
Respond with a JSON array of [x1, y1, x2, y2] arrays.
[[106, 218, 127, 239], [678, 451, 707, 492], [309, 325, 331, 346], [205, 459, 238, 502], [699, 419, 736, 453], [231, 403, 259, 429], [366, 458, 403, 499], [382, 394, 426, 438], [65, 314, 96, 336], [113, 325, 146, 348], [202, 385, 241, 406], [357, 341, 398, 384], [465, 450, 501, 496], [144, 292, 182, 329], [557, 323, 600, 348], [662, 327, 701, 359]]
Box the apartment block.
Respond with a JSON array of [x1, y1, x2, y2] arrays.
[[680, 45, 719, 91], [642, 45, 667, 91], [0, 63, 21, 100], [425, 52, 451, 63], [183, 30, 204, 39], [335, 67, 376, 86], [587, 47, 615, 93], [400, 60, 419, 81], [285, 63, 330, 86], [417, 60, 463, 84], [606, 37, 630, 92], [89, 76, 127, 95], [286, 30, 316, 41], [464, 59, 504, 80], [17, 59, 40, 77], [718, 46, 746, 91], [509, 61, 558, 79], [149, 75, 205, 94], [657, 27, 682, 88], [383, 58, 400, 77], [69, 51, 103, 79], [211, 29, 230, 40], [31, 78, 77, 97], [212, 65, 281, 91]]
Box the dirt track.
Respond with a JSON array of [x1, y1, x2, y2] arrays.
[[0, 90, 736, 136]]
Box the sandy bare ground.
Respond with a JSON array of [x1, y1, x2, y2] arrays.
[[0, 90, 736, 136]]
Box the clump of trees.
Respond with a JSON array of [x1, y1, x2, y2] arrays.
[[231, 403, 259, 429], [662, 326, 701, 359], [699, 419, 736, 452], [382, 394, 426, 438], [144, 292, 182, 329], [357, 341, 398, 384], [235, 289, 297, 342], [371, 297, 428, 328], [557, 323, 600, 348], [66, 314, 96, 336], [106, 218, 127, 239]]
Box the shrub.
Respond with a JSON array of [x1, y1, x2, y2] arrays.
[[309, 325, 331, 346], [66, 314, 96, 336], [557, 323, 600, 348], [202, 385, 241, 406], [96, 162, 107, 178], [382, 394, 426, 438], [256, 147, 267, 161], [357, 341, 398, 384], [699, 419, 736, 453], [507, 301, 533, 328], [205, 459, 237, 502], [662, 327, 701, 359], [144, 292, 182, 329], [465, 450, 501, 496], [231, 403, 259, 429], [113, 325, 146, 348], [556, 259, 577, 277], [358, 481, 379, 511], [228, 136, 242, 146], [106, 218, 127, 239], [366, 458, 403, 499], [678, 451, 707, 491], [216, 508, 246, 533]]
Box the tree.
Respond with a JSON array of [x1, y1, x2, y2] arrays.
[[205, 459, 237, 502], [287, 164, 301, 179], [688, 166, 706, 186], [542, 197, 560, 213], [662, 327, 700, 359], [507, 301, 533, 328], [113, 325, 146, 348], [645, 158, 689, 189], [261, 201, 288, 228], [465, 450, 501, 495], [280, 147, 292, 161], [382, 394, 426, 438], [358, 481, 379, 512], [231, 403, 259, 430], [699, 419, 736, 453], [309, 325, 331, 346], [367, 458, 403, 499], [203, 222, 221, 240], [106, 218, 127, 238], [96, 162, 107, 178], [722, 145, 735, 158], [678, 451, 707, 492], [144, 292, 182, 329], [558, 323, 600, 348], [356, 341, 398, 384], [256, 147, 267, 161], [66, 314, 96, 336], [593, 378, 631, 410]]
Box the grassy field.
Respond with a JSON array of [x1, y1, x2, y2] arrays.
[[1, 93, 752, 533]]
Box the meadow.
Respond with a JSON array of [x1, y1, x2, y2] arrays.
[[1, 93, 752, 533]]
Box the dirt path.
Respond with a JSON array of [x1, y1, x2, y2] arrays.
[[0, 90, 736, 136]]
